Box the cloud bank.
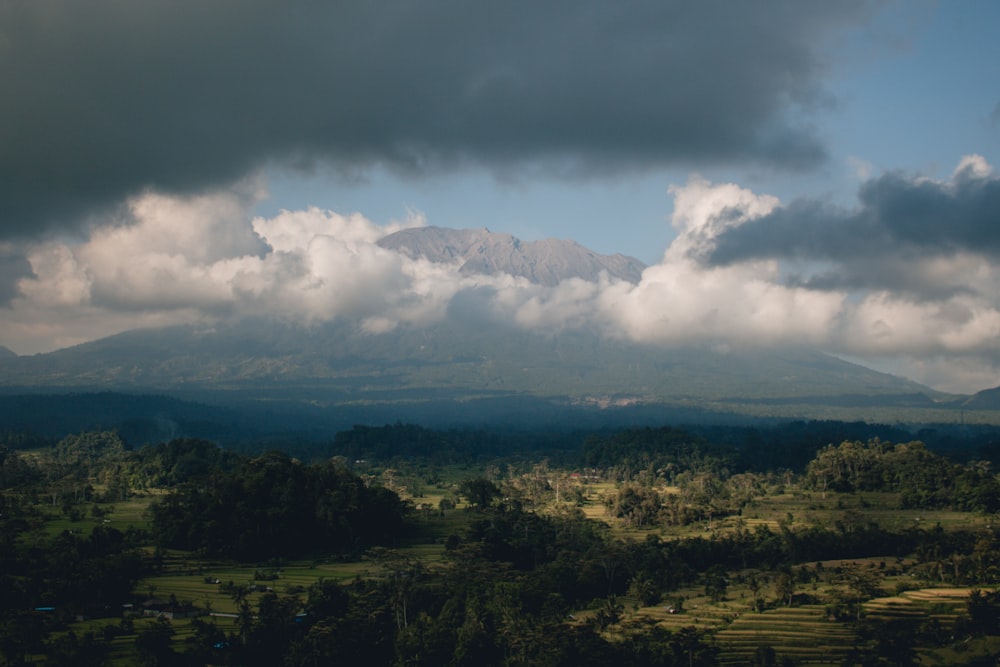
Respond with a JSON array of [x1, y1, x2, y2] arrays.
[[0, 0, 875, 239], [3, 156, 999, 393]]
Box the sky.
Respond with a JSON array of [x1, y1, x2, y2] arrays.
[[1, 0, 999, 393]]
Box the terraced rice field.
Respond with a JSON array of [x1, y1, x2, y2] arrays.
[[863, 588, 970, 626], [136, 550, 392, 616], [621, 586, 977, 666], [713, 606, 856, 665]]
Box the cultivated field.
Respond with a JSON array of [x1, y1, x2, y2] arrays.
[[43, 477, 1000, 665]]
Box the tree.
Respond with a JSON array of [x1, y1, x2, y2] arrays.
[[966, 588, 1000, 635], [183, 618, 226, 666], [774, 569, 796, 607], [749, 645, 778, 667], [0, 611, 48, 666], [242, 592, 302, 666], [628, 573, 661, 607], [856, 618, 919, 667], [598, 539, 628, 596], [458, 478, 500, 510], [43, 630, 110, 667], [703, 565, 728, 603], [745, 570, 766, 611], [592, 595, 624, 633], [370, 548, 423, 631], [670, 626, 719, 667], [835, 562, 884, 620], [304, 579, 350, 620], [134, 617, 176, 667]]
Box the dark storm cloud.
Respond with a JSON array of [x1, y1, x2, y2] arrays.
[[0, 247, 33, 306], [704, 163, 1000, 296], [0, 0, 874, 239]]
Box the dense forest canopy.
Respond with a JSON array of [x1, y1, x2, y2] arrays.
[[805, 439, 1000, 512], [149, 451, 407, 559]]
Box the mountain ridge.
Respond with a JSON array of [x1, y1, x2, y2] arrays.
[[377, 226, 646, 285]]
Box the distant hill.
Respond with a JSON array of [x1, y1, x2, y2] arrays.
[[0, 345, 16, 360], [377, 226, 646, 285], [961, 386, 1000, 410]]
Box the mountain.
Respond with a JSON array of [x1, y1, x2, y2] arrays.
[[0, 226, 980, 429], [377, 226, 646, 285], [0, 315, 960, 428], [0, 345, 16, 360]]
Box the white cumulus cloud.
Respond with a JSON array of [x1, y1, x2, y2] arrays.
[[4, 160, 1000, 393]]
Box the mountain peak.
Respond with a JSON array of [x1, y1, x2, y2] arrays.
[[377, 226, 645, 286]]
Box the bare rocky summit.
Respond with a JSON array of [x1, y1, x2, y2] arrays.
[[377, 226, 646, 286]]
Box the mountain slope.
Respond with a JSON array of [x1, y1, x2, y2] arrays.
[[0, 317, 945, 414], [961, 386, 1000, 410], [377, 226, 646, 285]]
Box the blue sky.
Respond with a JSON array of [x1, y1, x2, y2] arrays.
[[1, 0, 999, 393]]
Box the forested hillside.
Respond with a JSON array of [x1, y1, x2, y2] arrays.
[[3, 424, 1000, 664]]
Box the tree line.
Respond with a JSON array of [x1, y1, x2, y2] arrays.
[[805, 439, 1000, 512]]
